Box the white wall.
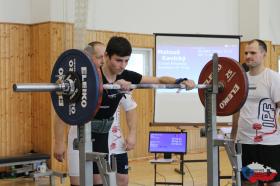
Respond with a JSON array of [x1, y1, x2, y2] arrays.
[[49, 0, 74, 23], [0, 0, 74, 24], [88, 0, 239, 35], [239, 0, 260, 41], [0, 0, 280, 44], [239, 0, 280, 44], [30, 0, 50, 23], [259, 0, 280, 44], [0, 0, 31, 24], [31, 0, 74, 23]]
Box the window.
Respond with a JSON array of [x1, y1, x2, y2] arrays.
[[126, 48, 153, 76]]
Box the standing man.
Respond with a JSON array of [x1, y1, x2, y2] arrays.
[[231, 39, 280, 185], [88, 36, 195, 185], [54, 41, 138, 186]]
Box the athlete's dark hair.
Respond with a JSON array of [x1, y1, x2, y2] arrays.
[[106, 36, 132, 58]]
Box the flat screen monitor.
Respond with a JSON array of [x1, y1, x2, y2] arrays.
[[148, 131, 187, 154]]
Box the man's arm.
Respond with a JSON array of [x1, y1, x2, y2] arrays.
[[118, 93, 138, 151], [141, 76, 196, 89], [115, 75, 195, 91], [277, 101, 280, 108], [124, 108, 137, 151], [53, 115, 67, 162], [231, 111, 240, 140], [277, 102, 280, 125]]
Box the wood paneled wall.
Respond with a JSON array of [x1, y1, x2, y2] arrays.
[[0, 24, 32, 159], [30, 23, 52, 156], [30, 22, 73, 171], [49, 23, 73, 171], [0, 22, 73, 173], [272, 45, 280, 71]]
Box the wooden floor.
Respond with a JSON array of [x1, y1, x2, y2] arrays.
[[0, 149, 233, 186]]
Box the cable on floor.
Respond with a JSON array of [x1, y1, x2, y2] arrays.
[[184, 163, 195, 186]]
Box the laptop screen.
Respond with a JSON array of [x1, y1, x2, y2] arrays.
[[148, 131, 187, 154]]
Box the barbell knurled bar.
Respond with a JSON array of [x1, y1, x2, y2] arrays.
[[13, 82, 255, 93], [13, 82, 211, 92]]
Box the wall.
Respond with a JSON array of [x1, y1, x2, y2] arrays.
[[0, 22, 73, 174], [49, 0, 74, 23], [272, 45, 280, 71], [239, 0, 260, 41], [30, 22, 73, 172], [30, 0, 74, 24], [88, 0, 239, 35], [1, 0, 280, 44], [0, 0, 74, 24], [0, 24, 32, 158], [0, 0, 239, 35], [0, 0, 31, 24], [259, 0, 280, 44], [239, 0, 280, 44]]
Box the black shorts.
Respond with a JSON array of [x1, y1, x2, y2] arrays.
[[241, 144, 280, 183], [92, 132, 109, 153], [91, 132, 129, 174], [93, 153, 129, 174]]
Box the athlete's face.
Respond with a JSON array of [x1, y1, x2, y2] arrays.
[[244, 41, 266, 68], [106, 54, 129, 75], [92, 44, 105, 67]]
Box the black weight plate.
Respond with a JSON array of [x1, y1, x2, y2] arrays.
[[50, 49, 100, 126]]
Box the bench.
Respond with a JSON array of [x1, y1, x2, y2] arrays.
[[0, 153, 49, 167], [0, 153, 67, 185]]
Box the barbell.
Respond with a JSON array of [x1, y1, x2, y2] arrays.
[[13, 49, 252, 125]]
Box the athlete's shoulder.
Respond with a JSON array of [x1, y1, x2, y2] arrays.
[[265, 68, 280, 79]]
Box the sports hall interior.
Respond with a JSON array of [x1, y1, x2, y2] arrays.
[[1, 0, 280, 185]]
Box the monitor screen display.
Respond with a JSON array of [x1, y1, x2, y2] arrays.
[[148, 132, 187, 154], [154, 34, 240, 124]]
